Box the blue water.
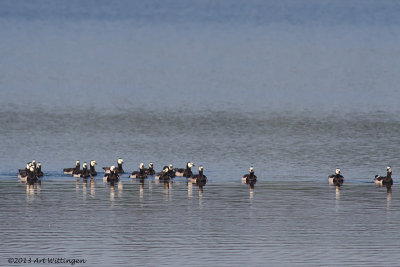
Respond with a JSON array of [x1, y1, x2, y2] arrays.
[[1, 1, 400, 266]]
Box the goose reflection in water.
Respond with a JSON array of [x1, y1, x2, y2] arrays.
[[118, 180, 123, 197], [198, 185, 204, 209], [90, 179, 95, 198], [335, 186, 340, 199], [139, 178, 145, 200], [109, 183, 115, 201], [375, 181, 393, 193], [373, 182, 393, 211], [36, 180, 41, 195], [386, 184, 392, 214], [26, 183, 35, 195], [108, 180, 123, 201], [198, 183, 206, 194], [26, 184, 35, 202], [25, 181, 41, 202], [75, 178, 88, 199], [335, 186, 340, 214], [163, 180, 172, 201], [386, 184, 392, 194], [187, 181, 193, 199], [387, 188, 392, 212], [75, 179, 79, 193], [82, 178, 88, 199], [249, 186, 254, 199]]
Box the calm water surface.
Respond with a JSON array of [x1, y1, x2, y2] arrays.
[[1, 177, 399, 266]]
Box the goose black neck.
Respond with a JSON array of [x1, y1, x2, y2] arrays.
[[82, 168, 89, 175]]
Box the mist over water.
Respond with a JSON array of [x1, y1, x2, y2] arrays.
[[1, 1, 400, 266], [1, 1, 400, 112]]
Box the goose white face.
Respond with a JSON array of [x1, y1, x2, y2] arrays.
[[83, 162, 88, 168], [37, 162, 41, 167], [32, 160, 36, 165], [336, 168, 340, 175], [75, 160, 80, 165], [169, 164, 173, 170], [188, 162, 194, 168], [110, 166, 116, 172], [26, 163, 30, 169], [29, 166, 35, 172], [149, 162, 153, 168], [250, 167, 254, 173], [387, 166, 392, 173], [140, 163, 144, 169], [91, 160, 96, 166], [163, 167, 169, 173], [118, 158, 123, 164], [199, 166, 203, 171]]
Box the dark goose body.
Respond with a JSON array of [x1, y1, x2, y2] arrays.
[[103, 166, 120, 183], [19, 166, 39, 184], [155, 164, 175, 179], [74, 162, 90, 178], [328, 174, 344, 186], [374, 166, 393, 186], [26, 170, 39, 184], [190, 166, 207, 185], [64, 161, 80, 175], [328, 168, 344, 187], [144, 162, 155, 175], [242, 167, 257, 183], [18, 169, 29, 179], [89, 160, 97, 176], [103, 158, 124, 174], [155, 167, 171, 181], [18, 163, 30, 179], [166, 164, 175, 178], [35, 163, 44, 177], [175, 162, 194, 177], [130, 163, 148, 179]]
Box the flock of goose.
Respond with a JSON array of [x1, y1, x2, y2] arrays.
[[17, 160, 43, 183], [327, 166, 394, 188], [17, 158, 394, 190], [18, 158, 209, 186]]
